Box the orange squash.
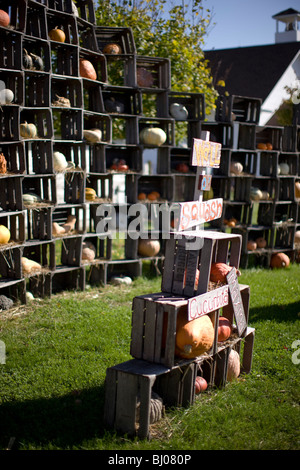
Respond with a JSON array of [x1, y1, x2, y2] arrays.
[[175, 312, 215, 359], [295, 181, 300, 199], [195, 376, 208, 394], [49, 27, 66, 43], [79, 59, 97, 80], [247, 240, 257, 251], [270, 252, 290, 269], [218, 316, 232, 342], [210, 263, 233, 284], [256, 237, 267, 249], [0, 9, 10, 27]]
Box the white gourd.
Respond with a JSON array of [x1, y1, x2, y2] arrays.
[[84, 129, 102, 143], [0, 88, 14, 105], [139, 127, 167, 147], [169, 103, 188, 120], [53, 151, 68, 172], [279, 162, 289, 175]]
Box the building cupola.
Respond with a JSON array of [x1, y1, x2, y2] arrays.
[[272, 8, 300, 43]]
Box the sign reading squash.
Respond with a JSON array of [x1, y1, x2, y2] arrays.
[[177, 198, 223, 231]]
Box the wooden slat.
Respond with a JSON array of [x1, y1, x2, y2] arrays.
[[115, 371, 137, 435], [143, 300, 157, 362], [161, 236, 176, 292], [130, 297, 145, 359], [171, 238, 187, 295]]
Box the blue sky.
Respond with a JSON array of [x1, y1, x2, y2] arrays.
[[201, 0, 299, 50]]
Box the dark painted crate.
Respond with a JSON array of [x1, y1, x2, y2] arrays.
[[173, 174, 196, 202], [0, 29, 23, 70], [51, 266, 85, 293], [259, 151, 279, 177], [136, 56, 171, 90], [105, 145, 143, 174], [95, 26, 136, 55], [201, 122, 233, 149], [216, 95, 261, 124], [82, 79, 104, 113], [125, 174, 174, 204], [232, 122, 256, 150], [0, 175, 23, 211], [0, 278, 26, 305], [51, 76, 83, 109], [76, 19, 98, 52], [138, 117, 175, 147], [58, 235, 83, 267], [86, 201, 113, 234], [0, 106, 20, 141], [22, 174, 57, 207], [74, 0, 96, 24], [0, 70, 24, 106], [85, 173, 113, 203], [84, 111, 111, 143], [102, 86, 142, 116], [0, 210, 26, 246], [256, 125, 283, 151], [47, 0, 73, 14], [22, 239, 56, 275], [63, 169, 85, 203], [52, 203, 86, 239], [26, 140, 52, 174], [79, 50, 107, 83], [282, 126, 298, 153], [106, 55, 136, 88], [81, 234, 112, 265], [25, 71, 50, 107], [26, 206, 52, 241], [0, 0, 27, 33], [25, 271, 52, 298], [47, 9, 78, 46], [25, 0, 48, 40], [278, 153, 298, 176], [106, 259, 142, 282], [53, 141, 86, 171], [0, 142, 26, 175], [50, 42, 79, 76], [20, 107, 53, 140], [52, 108, 83, 141], [110, 115, 138, 145], [125, 235, 166, 261], [168, 91, 205, 121], [277, 177, 295, 201], [272, 223, 296, 250], [86, 143, 105, 173], [0, 246, 22, 280], [22, 37, 51, 72]]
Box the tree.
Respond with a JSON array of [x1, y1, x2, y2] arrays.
[[94, 0, 217, 116]]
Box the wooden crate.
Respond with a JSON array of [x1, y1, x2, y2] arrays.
[[25, 0, 47, 40], [256, 125, 283, 151], [0, 106, 20, 142], [102, 86, 142, 116], [259, 151, 279, 177], [26, 206, 52, 241], [47, 0, 74, 14], [51, 76, 83, 109], [79, 50, 107, 83], [51, 265, 85, 293], [0, 29, 23, 70], [20, 108, 53, 140], [50, 42, 79, 76], [22, 174, 57, 207], [26, 140, 53, 174], [22, 36, 51, 73], [26, 271, 52, 298], [105, 145, 143, 174], [277, 177, 295, 202], [47, 9, 78, 47], [135, 56, 171, 90], [0, 142, 26, 175], [110, 115, 138, 145], [53, 142, 86, 172], [81, 234, 112, 264], [95, 26, 136, 55], [0, 278, 26, 305], [56, 234, 83, 267], [22, 240, 56, 275], [168, 91, 205, 121], [104, 358, 196, 439], [0, 0, 26, 33], [0, 70, 24, 106], [0, 245, 22, 280], [0, 175, 23, 211], [52, 108, 83, 141], [84, 111, 111, 143], [74, 0, 96, 24], [216, 95, 261, 124], [0, 210, 25, 246], [125, 174, 174, 204], [278, 153, 298, 177], [138, 117, 174, 147], [77, 20, 99, 52], [25, 71, 50, 107]]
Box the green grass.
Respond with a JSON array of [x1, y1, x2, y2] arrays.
[[0, 264, 299, 450]]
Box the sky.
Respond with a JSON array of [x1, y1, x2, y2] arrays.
[[201, 0, 299, 50]]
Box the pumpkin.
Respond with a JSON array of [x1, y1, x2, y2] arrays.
[[176, 163, 189, 173], [169, 103, 188, 120], [227, 349, 240, 381], [175, 312, 215, 359], [140, 127, 167, 147], [147, 191, 161, 201], [82, 241, 96, 261], [294, 230, 300, 247], [48, 27, 66, 43], [218, 317, 232, 342], [266, 142, 273, 150], [195, 376, 208, 394], [103, 43, 122, 54], [83, 129, 102, 143], [137, 67, 154, 87], [53, 151, 68, 172], [247, 240, 257, 251], [295, 181, 300, 199], [257, 143, 267, 150], [0, 153, 7, 173], [85, 188, 97, 201], [0, 225, 10, 244], [0, 88, 14, 105], [138, 192, 147, 201], [230, 161, 243, 175], [270, 252, 290, 269], [138, 239, 160, 257], [20, 122, 37, 139], [256, 237, 267, 248], [0, 9, 10, 27], [279, 162, 289, 175], [79, 58, 97, 80], [250, 187, 263, 201], [21, 257, 42, 275], [210, 263, 233, 284]]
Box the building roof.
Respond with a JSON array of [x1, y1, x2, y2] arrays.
[[204, 42, 300, 102], [272, 8, 300, 20]]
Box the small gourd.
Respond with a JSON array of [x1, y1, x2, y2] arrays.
[[53, 151, 68, 172], [294, 230, 300, 247], [294, 181, 300, 199], [250, 187, 263, 201], [137, 67, 154, 87], [79, 58, 97, 80], [0, 9, 10, 28], [195, 376, 208, 394], [103, 43, 122, 54], [227, 349, 240, 381], [30, 52, 44, 71], [218, 317, 232, 342], [138, 239, 160, 257], [21, 257, 42, 275], [175, 312, 215, 359], [247, 240, 257, 251], [0, 225, 10, 244], [0, 153, 7, 174], [256, 237, 267, 249], [23, 49, 33, 69], [210, 263, 233, 284], [48, 27, 66, 43], [83, 128, 102, 143], [22, 193, 41, 205], [139, 127, 167, 147], [169, 103, 189, 120], [270, 252, 290, 269], [279, 162, 289, 175], [85, 187, 97, 201], [20, 122, 37, 139], [230, 161, 243, 175], [0, 88, 14, 105], [82, 241, 96, 261]]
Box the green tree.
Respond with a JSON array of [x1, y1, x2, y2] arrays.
[[94, 0, 217, 116]]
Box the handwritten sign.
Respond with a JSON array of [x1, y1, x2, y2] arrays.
[[188, 285, 229, 320], [190, 138, 222, 168], [226, 267, 247, 336], [198, 174, 212, 191], [177, 198, 223, 231]]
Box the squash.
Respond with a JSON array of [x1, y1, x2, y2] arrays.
[[169, 103, 189, 120], [175, 163, 189, 173], [137, 67, 154, 87], [30, 52, 44, 71], [82, 241, 96, 261], [294, 230, 300, 247], [103, 43, 122, 54], [295, 181, 300, 199], [266, 142, 273, 150], [195, 376, 208, 394], [279, 162, 289, 175], [257, 143, 267, 150], [0, 9, 10, 27], [138, 192, 147, 201], [218, 316, 232, 342], [53, 151, 68, 172], [20, 122, 37, 139], [79, 58, 97, 80], [250, 187, 263, 201], [21, 257, 42, 275], [0, 153, 7, 174], [270, 252, 290, 269], [0, 225, 10, 244], [175, 312, 215, 359], [48, 27, 66, 43], [147, 191, 161, 201], [22, 193, 41, 205], [0, 88, 14, 105], [230, 161, 243, 175], [23, 49, 33, 69], [139, 127, 167, 147], [138, 239, 160, 257], [256, 237, 267, 248], [210, 263, 233, 284], [227, 349, 240, 381], [83, 128, 102, 143], [85, 187, 97, 201], [247, 240, 257, 251]]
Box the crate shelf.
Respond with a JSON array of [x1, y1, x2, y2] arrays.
[[51, 75, 83, 109], [25, 0, 48, 40], [0, 29, 23, 70], [216, 95, 261, 124]]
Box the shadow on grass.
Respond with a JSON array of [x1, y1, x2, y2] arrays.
[[0, 384, 109, 450], [249, 300, 300, 323]]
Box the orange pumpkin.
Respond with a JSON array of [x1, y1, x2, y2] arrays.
[[257, 143, 267, 150], [210, 263, 233, 284], [218, 316, 232, 342], [79, 59, 97, 80], [138, 192, 147, 201], [295, 181, 300, 199], [247, 240, 257, 251], [0, 9, 10, 27], [175, 312, 215, 359], [49, 27, 66, 43], [270, 252, 290, 269], [195, 376, 208, 394], [256, 237, 267, 249], [103, 43, 122, 54]]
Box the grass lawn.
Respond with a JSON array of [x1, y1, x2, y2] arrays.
[[0, 264, 299, 451]]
